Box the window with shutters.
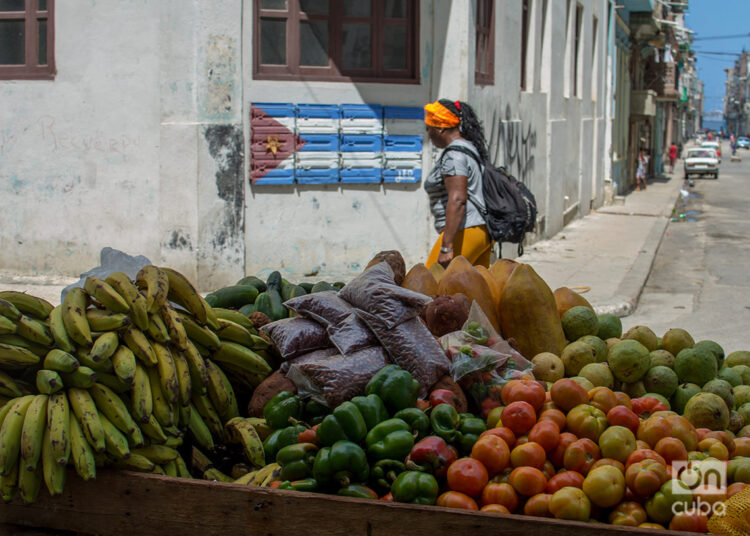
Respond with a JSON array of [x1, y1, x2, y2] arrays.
[[0, 0, 55, 80], [474, 0, 494, 85]]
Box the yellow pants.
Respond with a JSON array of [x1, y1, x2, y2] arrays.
[[426, 225, 493, 268]]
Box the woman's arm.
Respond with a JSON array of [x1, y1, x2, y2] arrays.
[[438, 174, 469, 267]]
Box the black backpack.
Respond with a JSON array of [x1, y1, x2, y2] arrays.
[[442, 145, 537, 256]]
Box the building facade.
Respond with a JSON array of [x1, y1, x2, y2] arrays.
[[1, 0, 614, 289]]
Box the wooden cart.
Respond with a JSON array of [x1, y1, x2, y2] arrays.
[[0, 470, 705, 536]]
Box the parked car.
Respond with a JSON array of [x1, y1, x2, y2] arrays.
[[701, 140, 722, 161], [736, 136, 750, 149], [684, 148, 719, 179]]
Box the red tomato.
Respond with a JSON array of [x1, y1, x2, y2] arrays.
[[550, 432, 578, 468], [480, 482, 518, 510], [528, 420, 560, 452], [501, 379, 546, 412], [546, 470, 584, 494], [523, 493, 552, 517], [429, 389, 458, 408], [500, 401, 537, 436], [626, 449, 666, 469], [550, 379, 588, 412], [510, 441, 546, 469], [607, 405, 640, 434], [480, 426, 516, 446], [471, 435, 510, 477], [446, 458, 489, 498], [508, 466, 547, 497], [668, 509, 708, 532], [563, 438, 601, 475]]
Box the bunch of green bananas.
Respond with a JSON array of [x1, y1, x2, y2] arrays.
[[0, 266, 275, 503]]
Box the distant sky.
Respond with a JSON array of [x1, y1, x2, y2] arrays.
[[685, 0, 750, 116]]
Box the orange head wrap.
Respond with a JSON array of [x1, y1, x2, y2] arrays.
[[424, 101, 460, 129]]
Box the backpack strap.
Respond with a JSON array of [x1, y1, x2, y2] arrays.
[[439, 145, 490, 222]]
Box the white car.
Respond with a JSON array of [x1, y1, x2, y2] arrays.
[[684, 148, 719, 179], [701, 141, 722, 162], [737, 136, 750, 149]]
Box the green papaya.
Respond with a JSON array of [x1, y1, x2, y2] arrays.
[[311, 281, 337, 293], [236, 276, 267, 293], [255, 289, 286, 321], [266, 271, 283, 293], [203, 285, 259, 309], [282, 283, 308, 301], [239, 303, 255, 316], [299, 282, 314, 293]]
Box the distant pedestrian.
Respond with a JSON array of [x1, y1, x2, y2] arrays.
[[669, 143, 678, 173], [636, 150, 648, 191]]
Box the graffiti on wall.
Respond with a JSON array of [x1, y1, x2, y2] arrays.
[[487, 104, 537, 184]]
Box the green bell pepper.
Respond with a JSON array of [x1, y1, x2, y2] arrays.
[[457, 414, 486, 454], [276, 442, 319, 481], [430, 403, 460, 443], [391, 471, 439, 505], [337, 483, 379, 499], [351, 394, 389, 430], [465, 321, 489, 345], [365, 418, 415, 461], [645, 479, 693, 524], [365, 365, 420, 413], [316, 401, 367, 447], [263, 391, 303, 430], [303, 400, 330, 426], [263, 424, 307, 463], [277, 478, 318, 492], [313, 440, 369, 488], [393, 408, 430, 440], [371, 459, 405, 492]]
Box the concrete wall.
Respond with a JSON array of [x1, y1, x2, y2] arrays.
[[0, 0, 615, 289]]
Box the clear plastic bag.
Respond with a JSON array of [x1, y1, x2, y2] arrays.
[[260, 317, 330, 360], [61, 247, 152, 302], [339, 262, 432, 329], [286, 346, 388, 408], [326, 313, 379, 356], [357, 310, 450, 397], [284, 290, 354, 326]]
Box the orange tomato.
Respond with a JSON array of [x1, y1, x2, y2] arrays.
[[563, 438, 601, 475], [528, 419, 560, 452], [480, 504, 510, 514], [548, 486, 591, 521], [550, 432, 578, 468], [589, 458, 625, 474], [728, 482, 749, 497], [625, 459, 669, 497], [546, 470, 584, 494], [635, 440, 651, 450], [480, 482, 518, 510], [608, 501, 647, 526], [613, 391, 632, 409], [479, 426, 516, 447], [538, 408, 567, 431], [446, 458, 489, 498], [626, 449, 666, 469], [508, 466, 547, 497], [695, 427, 711, 440], [436, 491, 478, 510], [636, 416, 672, 448], [588, 387, 618, 414], [514, 434, 529, 446], [654, 437, 688, 465], [734, 437, 750, 457], [471, 435, 510, 477], [550, 379, 588, 412], [638, 522, 665, 530], [510, 441, 546, 469], [666, 415, 699, 452], [606, 405, 640, 434], [500, 401, 537, 436], [541, 460, 556, 481], [698, 437, 730, 460], [523, 493, 552, 517], [668, 508, 708, 533], [703, 431, 736, 456], [501, 379, 546, 412]]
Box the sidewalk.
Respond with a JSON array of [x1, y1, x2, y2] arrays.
[[520, 172, 684, 317]]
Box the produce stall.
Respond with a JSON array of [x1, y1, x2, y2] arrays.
[[0, 250, 747, 536]]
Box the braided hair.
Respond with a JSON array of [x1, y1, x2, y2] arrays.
[[438, 99, 489, 161]]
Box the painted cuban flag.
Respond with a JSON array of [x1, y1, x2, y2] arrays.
[[250, 103, 303, 185]]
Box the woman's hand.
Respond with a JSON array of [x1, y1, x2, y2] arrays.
[[438, 250, 454, 268]]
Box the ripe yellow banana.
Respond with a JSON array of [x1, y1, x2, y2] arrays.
[[0, 315, 17, 335], [225, 417, 265, 467], [203, 467, 233, 482], [180, 313, 222, 351], [244, 418, 273, 441], [0, 395, 35, 475], [131, 363, 153, 424], [0, 370, 22, 398], [182, 341, 208, 394], [0, 343, 40, 368], [205, 359, 239, 421], [88, 383, 141, 445], [14, 315, 53, 347], [187, 403, 214, 450], [147, 366, 175, 429], [0, 298, 22, 322], [212, 341, 272, 376], [43, 349, 80, 373], [245, 462, 280, 487], [89, 332, 119, 363], [104, 272, 150, 330], [41, 426, 65, 496], [234, 469, 259, 485], [122, 327, 157, 366], [98, 412, 130, 460], [132, 445, 178, 464], [67, 388, 106, 453], [60, 366, 98, 389], [47, 305, 74, 353], [1, 460, 18, 502], [214, 318, 254, 347], [140, 413, 168, 444], [153, 342, 179, 406], [160, 267, 210, 326], [17, 464, 41, 504], [0, 291, 53, 320], [191, 390, 224, 440], [68, 411, 96, 481], [35, 370, 63, 394], [111, 345, 136, 385], [172, 350, 192, 407], [62, 288, 92, 347], [136, 265, 169, 313], [147, 312, 171, 343], [20, 395, 48, 472], [159, 303, 188, 351], [47, 391, 71, 466], [84, 276, 130, 314], [85, 309, 131, 332]]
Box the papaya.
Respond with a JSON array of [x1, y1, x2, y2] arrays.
[[428, 262, 445, 282], [436, 256, 499, 332], [402, 264, 438, 296], [236, 276, 267, 293], [311, 281, 337, 293], [498, 263, 567, 359], [266, 271, 283, 293], [553, 287, 594, 318], [365, 250, 406, 285], [203, 285, 259, 309], [254, 289, 287, 321], [475, 265, 502, 309], [299, 282, 314, 293], [488, 259, 519, 298]]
